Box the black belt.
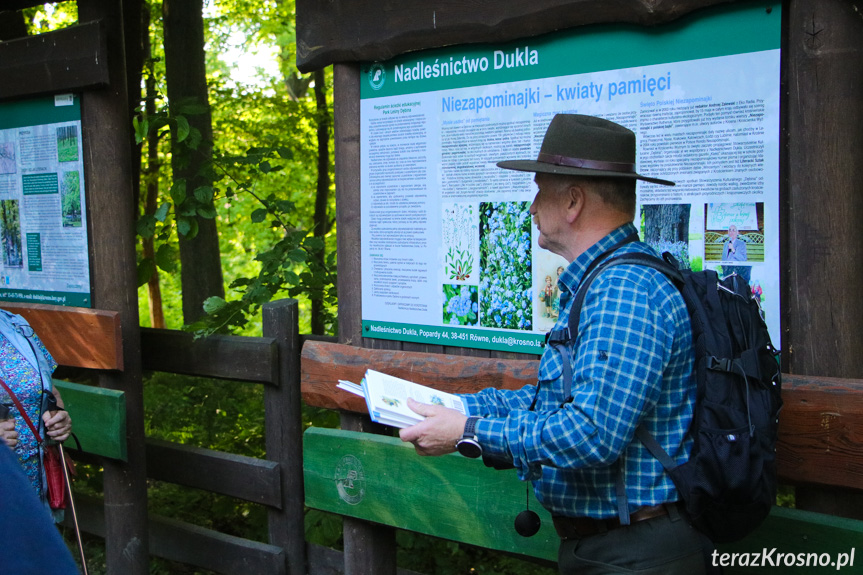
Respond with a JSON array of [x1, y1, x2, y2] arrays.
[[552, 502, 680, 540]]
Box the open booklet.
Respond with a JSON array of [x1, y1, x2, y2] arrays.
[[337, 369, 468, 428]]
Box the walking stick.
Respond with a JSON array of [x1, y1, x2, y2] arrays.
[[59, 443, 89, 575]]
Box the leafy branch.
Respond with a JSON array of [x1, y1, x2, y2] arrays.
[[134, 105, 337, 336]]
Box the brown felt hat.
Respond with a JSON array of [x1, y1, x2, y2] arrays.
[[497, 114, 675, 186]]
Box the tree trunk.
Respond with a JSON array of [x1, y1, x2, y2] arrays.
[[642, 204, 690, 244], [142, 3, 165, 328], [311, 68, 330, 335], [125, 0, 144, 209], [162, 0, 224, 324]]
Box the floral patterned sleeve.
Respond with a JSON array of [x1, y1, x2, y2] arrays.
[[31, 332, 58, 375]]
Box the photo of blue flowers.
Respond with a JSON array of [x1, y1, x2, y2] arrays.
[[443, 284, 478, 326], [478, 201, 532, 330]]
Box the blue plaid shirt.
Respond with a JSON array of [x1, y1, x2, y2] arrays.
[[462, 223, 694, 519]]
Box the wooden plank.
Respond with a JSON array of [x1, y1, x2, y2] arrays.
[[0, 303, 122, 370], [296, 0, 735, 71], [150, 516, 286, 575], [0, 20, 108, 100], [782, 2, 863, 517], [718, 507, 863, 574], [55, 379, 126, 461], [67, 495, 286, 575], [303, 343, 863, 491], [783, 0, 863, 380], [306, 429, 863, 572], [262, 299, 307, 575], [145, 438, 281, 507], [304, 427, 560, 561], [307, 544, 427, 575], [302, 340, 538, 411], [141, 327, 278, 384], [776, 374, 863, 490]]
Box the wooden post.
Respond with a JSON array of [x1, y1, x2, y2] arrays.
[[262, 299, 306, 575], [784, 0, 863, 517], [334, 62, 398, 575], [77, 0, 149, 572], [334, 62, 363, 348]]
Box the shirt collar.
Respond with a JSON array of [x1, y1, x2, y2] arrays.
[[557, 222, 639, 295]]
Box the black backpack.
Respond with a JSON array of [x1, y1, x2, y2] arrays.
[[549, 246, 782, 543]]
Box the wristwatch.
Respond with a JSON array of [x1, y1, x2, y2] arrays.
[[456, 416, 483, 458]]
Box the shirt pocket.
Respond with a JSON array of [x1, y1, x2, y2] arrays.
[[537, 348, 564, 385]]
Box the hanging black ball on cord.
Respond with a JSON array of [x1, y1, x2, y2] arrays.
[[514, 509, 541, 537]]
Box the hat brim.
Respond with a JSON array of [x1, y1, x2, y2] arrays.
[[497, 159, 675, 187]]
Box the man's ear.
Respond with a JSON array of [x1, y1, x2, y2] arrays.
[[565, 182, 586, 224]]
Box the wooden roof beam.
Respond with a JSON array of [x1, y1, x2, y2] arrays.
[[296, 0, 741, 71], [0, 19, 108, 101]]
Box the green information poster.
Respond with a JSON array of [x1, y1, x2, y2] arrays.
[[360, 4, 781, 354], [0, 94, 90, 307]]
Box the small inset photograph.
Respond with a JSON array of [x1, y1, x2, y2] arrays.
[[0, 199, 23, 267], [0, 142, 16, 175], [478, 201, 532, 331], [704, 202, 764, 283], [443, 284, 478, 326], [56, 125, 79, 163], [61, 170, 82, 227], [641, 203, 695, 269]]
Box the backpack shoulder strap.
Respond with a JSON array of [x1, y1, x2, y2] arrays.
[[550, 251, 681, 402], [567, 252, 681, 340]]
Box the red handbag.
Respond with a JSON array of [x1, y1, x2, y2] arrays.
[[43, 443, 68, 509], [0, 378, 73, 509]]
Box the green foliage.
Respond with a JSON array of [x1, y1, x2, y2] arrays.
[[776, 484, 795, 508], [61, 171, 82, 226], [22, 3, 78, 33], [57, 136, 79, 163], [690, 255, 703, 272], [134, 0, 338, 334], [134, 98, 337, 336]]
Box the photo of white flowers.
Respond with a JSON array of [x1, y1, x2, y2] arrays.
[[442, 202, 478, 283]]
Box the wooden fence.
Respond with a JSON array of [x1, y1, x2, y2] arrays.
[[60, 299, 311, 575], [301, 340, 863, 575], [38, 298, 863, 574]]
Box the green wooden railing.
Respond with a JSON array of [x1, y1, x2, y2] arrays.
[[55, 379, 126, 460], [304, 427, 863, 575], [300, 341, 863, 575]]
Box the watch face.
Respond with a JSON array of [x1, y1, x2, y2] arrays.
[[457, 438, 482, 459]]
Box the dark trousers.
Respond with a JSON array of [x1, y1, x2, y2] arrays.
[[557, 506, 713, 574]]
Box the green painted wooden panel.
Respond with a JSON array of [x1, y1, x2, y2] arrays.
[[306, 428, 863, 570], [54, 379, 126, 461], [720, 507, 863, 574], [303, 427, 559, 561]]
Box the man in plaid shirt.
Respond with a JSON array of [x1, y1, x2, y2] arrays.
[[400, 114, 712, 574]]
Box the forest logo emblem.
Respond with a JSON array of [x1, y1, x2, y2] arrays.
[[369, 63, 386, 91], [334, 454, 365, 505]]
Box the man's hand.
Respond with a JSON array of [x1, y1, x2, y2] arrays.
[[399, 397, 468, 456]]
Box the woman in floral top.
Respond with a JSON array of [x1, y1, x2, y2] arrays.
[[0, 310, 72, 518]]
